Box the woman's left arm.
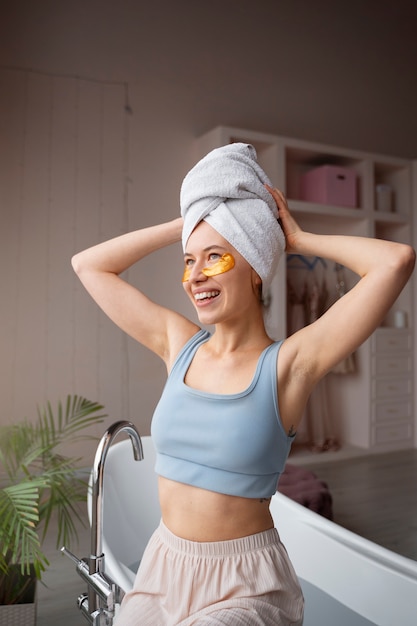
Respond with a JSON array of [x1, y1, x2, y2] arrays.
[[267, 186, 416, 383]]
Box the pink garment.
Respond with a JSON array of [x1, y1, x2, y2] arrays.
[[287, 272, 341, 452], [116, 520, 304, 626]]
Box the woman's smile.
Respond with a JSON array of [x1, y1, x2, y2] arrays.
[[193, 289, 220, 303]]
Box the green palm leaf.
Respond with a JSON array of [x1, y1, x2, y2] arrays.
[[0, 481, 49, 576], [0, 394, 106, 603]]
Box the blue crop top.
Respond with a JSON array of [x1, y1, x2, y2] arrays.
[[151, 330, 295, 498]]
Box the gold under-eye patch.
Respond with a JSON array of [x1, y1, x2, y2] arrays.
[[182, 253, 235, 282]]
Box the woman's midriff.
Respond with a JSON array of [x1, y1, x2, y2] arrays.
[[158, 476, 274, 542]]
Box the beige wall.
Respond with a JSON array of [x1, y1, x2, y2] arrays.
[[0, 1, 416, 460], [0, 70, 196, 448]]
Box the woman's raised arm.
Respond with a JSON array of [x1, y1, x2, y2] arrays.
[[71, 217, 198, 365], [268, 185, 415, 384]]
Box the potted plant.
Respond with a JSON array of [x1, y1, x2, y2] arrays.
[[0, 395, 106, 624]]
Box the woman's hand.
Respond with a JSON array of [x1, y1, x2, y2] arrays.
[[266, 183, 415, 433], [265, 184, 301, 252]]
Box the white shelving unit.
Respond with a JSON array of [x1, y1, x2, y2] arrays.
[[195, 126, 415, 453], [371, 329, 413, 447]]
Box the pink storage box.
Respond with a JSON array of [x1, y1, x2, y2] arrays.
[[301, 165, 357, 208]]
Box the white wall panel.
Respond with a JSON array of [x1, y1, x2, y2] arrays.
[[12, 72, 50, 418], [45, 76, 78, 405], [0, 69, 128, 449], [0, 70, 27, 415]]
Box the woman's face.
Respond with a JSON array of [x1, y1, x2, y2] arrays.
[[182, 221, 261, 325]]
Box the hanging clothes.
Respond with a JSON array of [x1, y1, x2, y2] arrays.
[[286, 255, 341, 453], [304, 277, 339, 452]]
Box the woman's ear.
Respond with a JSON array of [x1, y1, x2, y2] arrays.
[[251, 270, 263, 301], [252, 269, 262, 286]]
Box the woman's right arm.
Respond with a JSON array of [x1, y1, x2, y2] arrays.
[[71, 218, 199, 366]]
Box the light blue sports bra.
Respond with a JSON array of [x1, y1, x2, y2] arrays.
[[151, 330, 295, 498]]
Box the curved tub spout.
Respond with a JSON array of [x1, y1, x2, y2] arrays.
[[89, 420, 143, 614]]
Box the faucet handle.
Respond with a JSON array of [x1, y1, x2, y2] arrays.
[[61, 545, 91, 582], [62, 545, 116, 609], [61, 546, 83, 565]]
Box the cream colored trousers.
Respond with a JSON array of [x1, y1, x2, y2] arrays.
[[116, 520, 304, 625]]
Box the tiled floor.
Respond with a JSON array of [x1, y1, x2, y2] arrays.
[[302, 447, 417, 561]]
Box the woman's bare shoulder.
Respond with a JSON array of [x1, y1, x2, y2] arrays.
[[165, 316, 202, 371]]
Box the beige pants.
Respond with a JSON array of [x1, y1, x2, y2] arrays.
[[116, 520, 304, 625]]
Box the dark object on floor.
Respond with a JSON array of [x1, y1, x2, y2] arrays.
[[278, 463, 333, 520]]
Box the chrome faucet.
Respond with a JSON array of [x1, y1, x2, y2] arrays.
[[62, 420, 143, 625]]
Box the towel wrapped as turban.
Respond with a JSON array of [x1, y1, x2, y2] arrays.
[[180, 143, 285, 292]]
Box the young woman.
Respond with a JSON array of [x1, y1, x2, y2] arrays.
[[72, 143, 414, 625]]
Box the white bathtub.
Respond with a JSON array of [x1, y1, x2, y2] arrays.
[[90, 436, 417, 626]]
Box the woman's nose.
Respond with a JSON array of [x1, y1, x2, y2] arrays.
[[183, 261, 208, 283], [189, 262, 208, 282]]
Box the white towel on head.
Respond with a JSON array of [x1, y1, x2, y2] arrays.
[[180, 143, 285, 292]]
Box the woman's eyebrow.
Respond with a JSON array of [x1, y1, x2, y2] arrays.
[[184, 245, 228, 257], [203, 245, 227, 252]]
